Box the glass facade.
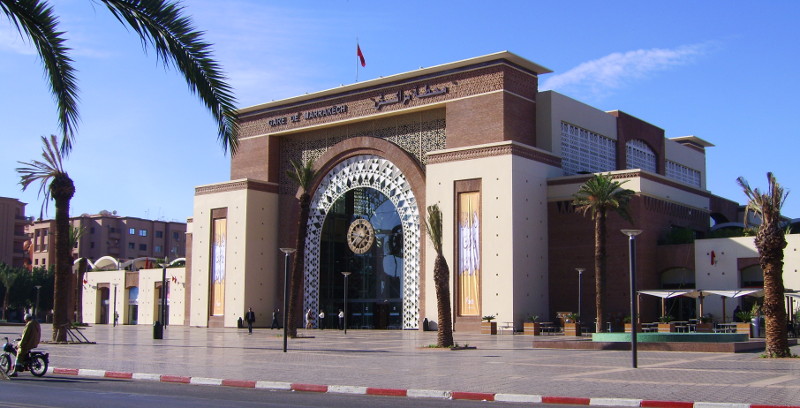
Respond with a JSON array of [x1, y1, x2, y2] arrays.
[[318, 187, 404, 329]]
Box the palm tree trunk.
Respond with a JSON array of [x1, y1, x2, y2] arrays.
[[758, 226, 790, 357], [287, 193, 310, 338], [594, 211, 607, 333], [434, 254, 454, 347]]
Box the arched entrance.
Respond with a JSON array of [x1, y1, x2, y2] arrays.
[[304, 155, 420, 329]]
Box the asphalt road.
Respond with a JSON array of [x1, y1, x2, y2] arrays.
[[0, 375, 587, 408]]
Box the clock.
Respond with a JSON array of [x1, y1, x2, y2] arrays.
[[347, 218, 375, 254]]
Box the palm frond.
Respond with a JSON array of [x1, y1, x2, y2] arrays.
[[101, 0, 239, 154], [425, 204, 443, 254], [1, 0, 80, 153], [286, 159, 316, 193], [573, 173, 635, 221], [737, 173, 788, 230], [16, 135, 68, 218]]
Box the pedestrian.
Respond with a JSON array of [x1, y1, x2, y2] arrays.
[[318, 310, 325, 329], [245, 307, 256, 334], [338, 309, 344, 330], [271, 308, 280, 329], [113, 311, 119, 327], [305, 308, 314, 329]]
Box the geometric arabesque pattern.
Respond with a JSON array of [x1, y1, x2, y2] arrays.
[[304, 155, 420, 329], [560, 121, 616, 176]]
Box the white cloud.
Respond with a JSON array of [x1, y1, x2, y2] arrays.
[[540, 44, 708, 98]]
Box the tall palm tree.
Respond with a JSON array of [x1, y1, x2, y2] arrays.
[[573, 173, 635, 333], [425, 204, 454, 347], [286, 159, 316, 338], [0, 263, 20, 320], [1, 0, 238, 155], [16, 135, 75, 342], [737, 173, 791, 358]]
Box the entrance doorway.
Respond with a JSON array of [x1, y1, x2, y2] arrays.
[[97, 287, 110, 324], [318, 187, 404, 330]]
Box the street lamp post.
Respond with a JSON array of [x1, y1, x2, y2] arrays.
[[280, 248, 296, 353], [621, 229, 643, 368], [34, 285, 41, 321], [161, 257, 168, 329], [341, 272, 351, 334], [575, 268, 585, 326], [113, 283, 118, 327]]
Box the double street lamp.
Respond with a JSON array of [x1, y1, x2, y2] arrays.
[[280, 248, 296, 353], [621, 229, 643, 369]]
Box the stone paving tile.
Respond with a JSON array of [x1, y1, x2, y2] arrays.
[[6, 325, 800, 405]]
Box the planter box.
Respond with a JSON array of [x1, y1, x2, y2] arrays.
[[657, 323, 676, 333], [735, 322, 751, 336], [523, 322, 540, 335], [481, 321, 497, 335], [695, 323, 713, 333], [624, 323, 641, 333], [563, 322, 580, 336]]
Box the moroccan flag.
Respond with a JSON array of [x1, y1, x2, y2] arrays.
[[357, 44, 366, 67]]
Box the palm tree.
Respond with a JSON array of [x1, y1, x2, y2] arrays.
[[737, 173, 791, 358], [573, 173, 635, 333], [286, 159, 316, 338], [1, 0, 238, 154], [16, 135, 75, 342], [425, 204, 454, 347], [68, 225, 87, 324], [0, 263, 20, 321]]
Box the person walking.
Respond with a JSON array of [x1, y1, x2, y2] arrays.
[[245, 307, 256, 334], [305, 308, 314, 329], [271, 308, 280, 329], [318, 310, 325, 330], [338, 309, 344, 330]]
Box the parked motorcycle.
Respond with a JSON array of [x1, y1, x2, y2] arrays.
[[0, 337, 48, 377]]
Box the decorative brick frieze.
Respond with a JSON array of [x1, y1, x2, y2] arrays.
[[428, 142, 560, 167], [195, 179, 278, 196]]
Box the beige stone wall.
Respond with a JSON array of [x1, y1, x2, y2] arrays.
[[536, 91, 618, 155], [425, 141, 557, 329], [189, 179, 280, 327], [664, 138, 707, 189]]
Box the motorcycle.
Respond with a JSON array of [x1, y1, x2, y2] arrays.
[[0, 337, 48, 377]]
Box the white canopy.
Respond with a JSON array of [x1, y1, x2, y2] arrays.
[[638, 290, 696, 299], [700, 289, 763, 298], [638, 289, 765, 321]]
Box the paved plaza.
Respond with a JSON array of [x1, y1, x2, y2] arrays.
[[3, 324, 800, 405]]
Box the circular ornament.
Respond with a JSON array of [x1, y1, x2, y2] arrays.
[[347, 218, 375, 254]]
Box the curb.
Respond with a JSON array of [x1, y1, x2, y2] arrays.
[[44, 367, 800, 408]]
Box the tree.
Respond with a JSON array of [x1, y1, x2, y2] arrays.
[[285, 159, 316, 338], [425, 204, 454, 347], [737, 173, 792, 358], [0, 263, 20, 320], [1, 0, 239, 155], [16, 135, 74, 342], [573, 173, 635, 333]]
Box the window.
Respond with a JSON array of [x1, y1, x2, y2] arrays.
[[128, 242, 135, 249], [155, 231, 164, 238], [155, 245, 162, 253], [73, 241, 78, 249], [129, 228, 135, 235], [90, 227, 95, 234], [625, 139, 657, 173], [139, 229, 148, 237], [110, 227, 116, 233], [173, 232, 180, 240], [34, 259, 38, 265], [560, 122, 616, 176], [90, 242, 95, 249], [666, 160, 701, 188], [139, 244, 147, 251]]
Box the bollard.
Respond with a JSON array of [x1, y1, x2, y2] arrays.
[[153, 321, 163, 339]]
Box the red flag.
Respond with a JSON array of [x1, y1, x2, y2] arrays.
[[357, 44, 366, 67]]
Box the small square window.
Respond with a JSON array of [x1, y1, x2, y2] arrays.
[[139, 244, 147, 251], [155, 245, 162, 253], [155, 231, 164, 238], [139, 229, 148, 237], [90, 227, 95, 234], [128, 243, 135, 249], [129, 228, 135, 235], [90, 242, 95, 249], [173, 232, 180, 240]]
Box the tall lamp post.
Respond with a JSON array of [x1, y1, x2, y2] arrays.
[[34, 285, 41, 321], [161, 257, 168, 329], [341, 272, 351, 334], [575, 268, 585, 326], [280, 248, 296, 353], [621, 229, 643, 368], [113, 283, 118, 327]]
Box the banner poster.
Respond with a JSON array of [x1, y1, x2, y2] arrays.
[[211, 217, 227, 316], [458, 192, 480, 316]]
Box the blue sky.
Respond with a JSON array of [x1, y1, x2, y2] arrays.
[[1, 0, 798, 222]]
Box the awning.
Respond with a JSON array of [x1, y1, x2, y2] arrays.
[[638, 289, 697, 299], [700, 289, 764, 298]]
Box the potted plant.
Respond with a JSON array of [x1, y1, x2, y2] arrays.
[[524, 314, 540, 335], [563, 313, 580, 336], [735, 306, 754, 336], [695, 314, 714, 333], [657, 315, 676, 332], [481, 315, 497, 335], [623, 315, 640, 333]]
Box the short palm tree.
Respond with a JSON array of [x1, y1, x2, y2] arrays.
[[16, 134, 75, 342], [737, 173, 791, 358], [0, 263, 20, 321], [1, 0, 238, 154], [286, 159, 316, 338], [573, 173, 635, 333], [425, 204, 454, 347]]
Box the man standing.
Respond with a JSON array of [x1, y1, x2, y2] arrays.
[[245, 307, 256, 334], [338, 309, 344, 330], [271, 308, 280, 329], [13, 314, 40, 376]]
